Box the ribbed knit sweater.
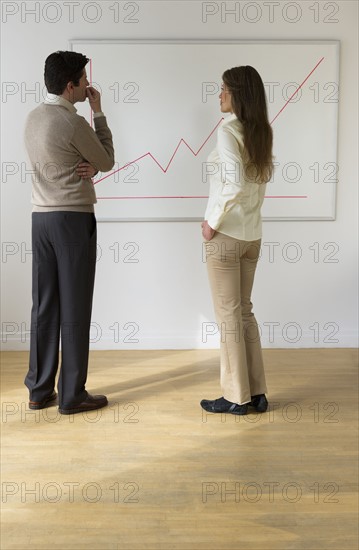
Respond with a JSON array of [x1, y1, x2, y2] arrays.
[[24, 95, 115, 212]]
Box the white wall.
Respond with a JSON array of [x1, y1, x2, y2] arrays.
[[1, 0, 358, 350]]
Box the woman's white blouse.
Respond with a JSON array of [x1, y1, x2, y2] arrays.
[[204, 113, 266, 241]]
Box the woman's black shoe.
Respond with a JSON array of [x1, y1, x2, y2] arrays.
[[249, 394, 268, 413], [200, 396, 248, 415]]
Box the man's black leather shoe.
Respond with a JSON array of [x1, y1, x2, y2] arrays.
[[29, 391, 57, 410], [249, 394, 268, 413], [59, 394, 108, 415], [200, 396, 248, 415]]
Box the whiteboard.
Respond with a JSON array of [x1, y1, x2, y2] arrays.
[[69, 40, 340, 221]]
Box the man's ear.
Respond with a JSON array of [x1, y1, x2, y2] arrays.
[[66, 81, 75, 101]]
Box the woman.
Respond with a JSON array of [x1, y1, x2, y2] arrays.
[[201, 65, 274, 416]]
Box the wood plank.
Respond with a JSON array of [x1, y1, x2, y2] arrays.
[[1, 349, 358, 549]]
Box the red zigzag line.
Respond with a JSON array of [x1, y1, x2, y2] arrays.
[[94, 117, 223, 185], [93, 56, 325, 187]]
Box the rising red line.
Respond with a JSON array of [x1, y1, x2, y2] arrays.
[[270, 56, 325, 125], [93, 57, 324, 199]]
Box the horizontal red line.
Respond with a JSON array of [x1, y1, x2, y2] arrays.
[[97, 195, 308, 200], [97, 196, 207, 199]]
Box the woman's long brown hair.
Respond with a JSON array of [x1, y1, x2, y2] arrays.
[[222, 66, 274, 183]]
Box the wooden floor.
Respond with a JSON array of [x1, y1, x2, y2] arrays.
[[1, 349, 358, 550]]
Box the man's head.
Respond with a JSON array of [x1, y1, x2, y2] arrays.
[[44, 51, 89, 104]]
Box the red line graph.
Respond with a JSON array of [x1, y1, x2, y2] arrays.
[[90, 57, 325, 200]]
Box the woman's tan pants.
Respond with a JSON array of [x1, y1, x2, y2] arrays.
[[205, 232, 267, 405]]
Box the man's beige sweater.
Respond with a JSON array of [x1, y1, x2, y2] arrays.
[[24, 94, 115, 212]]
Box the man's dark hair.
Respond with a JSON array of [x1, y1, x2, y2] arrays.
[[44, 51, 89, 95]]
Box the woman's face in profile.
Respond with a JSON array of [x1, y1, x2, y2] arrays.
[[219, 83, 232, 113]]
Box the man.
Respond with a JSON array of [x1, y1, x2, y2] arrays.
[[24, 51, 115, 414]]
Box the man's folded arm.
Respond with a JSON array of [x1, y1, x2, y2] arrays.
[[71, 115, 115, 172]]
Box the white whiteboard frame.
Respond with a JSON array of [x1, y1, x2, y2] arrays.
[[69, 39, 340, 223]]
